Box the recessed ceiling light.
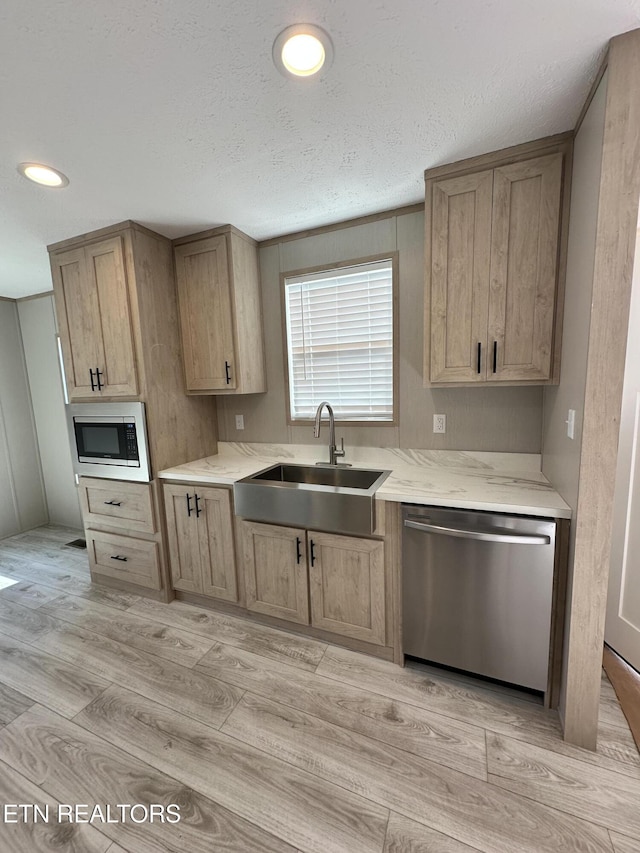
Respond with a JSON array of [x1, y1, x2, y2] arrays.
[[273, 24, 333, 78], [17, 162, 69, 188]]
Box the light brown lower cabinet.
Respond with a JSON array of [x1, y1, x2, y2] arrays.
[[79, 477, 163, 592], [308, 531, 386, 645], [163, 483, 238, 602], [240, 521, 310, 624], [238, 519, 386, 645], [85, 529, 161, 590]]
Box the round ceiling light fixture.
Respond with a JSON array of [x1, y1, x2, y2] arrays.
[[273, 24, 333, 78], [17, 162, 69, 188]]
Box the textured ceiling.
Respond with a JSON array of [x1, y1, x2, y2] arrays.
[[2, 0, 640, 297]]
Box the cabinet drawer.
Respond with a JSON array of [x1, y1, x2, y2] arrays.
[[87, 530, 161, 590], [79, 477, 155, 534]]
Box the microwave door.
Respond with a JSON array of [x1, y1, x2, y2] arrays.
[[74, 420, 132, 465]]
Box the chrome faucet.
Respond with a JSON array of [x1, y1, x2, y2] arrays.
[[313, 401, 347, 466]]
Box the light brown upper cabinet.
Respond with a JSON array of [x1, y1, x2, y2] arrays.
[[51, 236, 138, 399], [173, 226, 266, 395], [49, 221, 220, 475], [425, 136, 570, 386]]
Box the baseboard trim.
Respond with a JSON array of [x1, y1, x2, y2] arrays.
[[603, 644, 640, 752]]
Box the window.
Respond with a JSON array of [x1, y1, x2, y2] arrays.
[[283, 255, 396, 422]]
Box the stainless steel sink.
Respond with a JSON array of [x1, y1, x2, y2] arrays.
[[233, 463, 390, 536]]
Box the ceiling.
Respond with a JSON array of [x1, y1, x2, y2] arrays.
[[2, 0, 640, 299]]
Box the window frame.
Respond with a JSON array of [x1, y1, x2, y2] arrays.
[[280, 251, 399, 427]]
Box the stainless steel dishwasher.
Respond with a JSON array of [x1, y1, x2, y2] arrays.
[[402, 505, 556, 693]]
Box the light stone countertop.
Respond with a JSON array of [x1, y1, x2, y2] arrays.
[[158, 443, 571, 519]]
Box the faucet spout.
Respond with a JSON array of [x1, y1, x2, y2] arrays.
[[313, 401, 346, 466]]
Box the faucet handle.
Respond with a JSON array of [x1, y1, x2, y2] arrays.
[[335, 437, 346, 458]]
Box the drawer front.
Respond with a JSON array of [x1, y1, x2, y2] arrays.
[[87, 530, 161, 590], [79, 477, 155, 534]]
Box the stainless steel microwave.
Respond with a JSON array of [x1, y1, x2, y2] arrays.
[[67, 402, 151, 482]]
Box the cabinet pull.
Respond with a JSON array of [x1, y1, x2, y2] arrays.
[[296, 536, 302, 564], [492, 341, 497, 374], [96, 367, 104, 390], [110, 555, 128, 562], [103, 500, 122, 506], [477, 342, 482, 374], [194, 493, 202, 517], [309, 539, 316, 567], [224, 360, 231, 385], [186, 493, 193, 517], [89, 368, 97, 391]]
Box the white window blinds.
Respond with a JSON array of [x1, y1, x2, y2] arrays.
[[284, 258, 394, 421]]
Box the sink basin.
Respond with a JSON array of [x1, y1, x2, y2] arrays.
[[233, 463, 390, 536]]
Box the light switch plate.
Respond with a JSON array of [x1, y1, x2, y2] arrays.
[[566, 409, 575, 440]]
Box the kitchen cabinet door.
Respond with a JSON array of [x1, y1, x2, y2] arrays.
[[173, 227, 266, 395], [51, 236, 138, 399], [239, 520, 309, 624], [429, 170, 493, 383], [488, 153, 563, 382], [195, 486, 238, 602], [164, 484, 202, 593], [164, 483, 238, 602], [308, 532, 386, 645], [174, 235, 237, 392]]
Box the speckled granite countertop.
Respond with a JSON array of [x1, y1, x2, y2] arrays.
[[159, 443, 571, 519]]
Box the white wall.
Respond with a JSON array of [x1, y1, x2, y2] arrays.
[[17, 295, 82, 530], [0, 299, 48, 538]]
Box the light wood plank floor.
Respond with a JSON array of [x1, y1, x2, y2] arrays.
[[0, 525, 638, 853]]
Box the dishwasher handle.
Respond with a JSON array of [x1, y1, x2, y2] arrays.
[[403, 517, 551, 545]]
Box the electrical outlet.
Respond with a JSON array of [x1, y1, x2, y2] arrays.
[[433, 414, 446, 434], [235, 414, 245, 430]]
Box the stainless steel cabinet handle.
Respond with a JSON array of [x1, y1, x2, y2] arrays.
[[403, 518, 550, 545]]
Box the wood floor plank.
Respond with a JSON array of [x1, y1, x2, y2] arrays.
[[195, 642, 487, 780], [384, 812, 483, 853], [33, 623, 242, 728], [74, 683, 389, 853], [0, 632, 110, 718], [0, 681, 34, 726], [0, 579, 65, 610], [0, 704, 297, 853], [593, 719, 640, 778], [41, 595, 216, 668], [0, 538, 89, 569], [0, 557, 141, 610], [487, 732, 640, 840], [129, 597, 328, 671], [0, 597, 61, 644], [609, 831, 640, 853], [11, 525, 83, 545], [220, 692, 613, 853], [316, 646, 563, 741], [0, 757, 111, 852]]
